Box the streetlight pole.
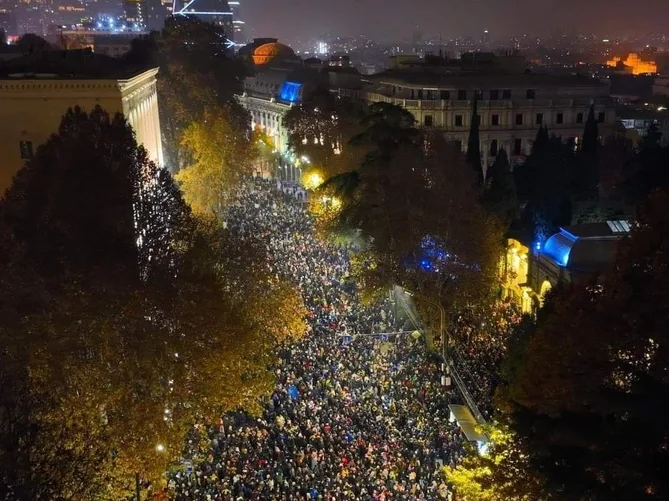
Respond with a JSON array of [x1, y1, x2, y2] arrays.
[[402, 288, 451, 387]]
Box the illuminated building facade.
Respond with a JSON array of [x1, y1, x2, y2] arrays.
[[237, 40, 323, 181], [0, 50, 163, 194], [343, 58, 616, 170], [501, 222, 630, 313], [606, 53, 658, 75]]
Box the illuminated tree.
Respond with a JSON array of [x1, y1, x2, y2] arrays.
[[443, 423, 543, 501], [125, 17, 249, 170], [0, 107, 306, 501], [176, 105, 256, 217]]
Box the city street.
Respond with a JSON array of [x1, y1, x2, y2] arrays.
[[168, 178, 466, 500]]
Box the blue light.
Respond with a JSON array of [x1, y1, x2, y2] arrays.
[[542, 229, 576, 267], [419, 258, 432, 271], [279, 82, 302, 103]]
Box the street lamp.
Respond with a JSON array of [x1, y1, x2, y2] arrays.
[[404, 289, 450, 387]]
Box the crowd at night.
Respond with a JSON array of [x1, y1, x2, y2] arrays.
[[166, 178, 467, 500]]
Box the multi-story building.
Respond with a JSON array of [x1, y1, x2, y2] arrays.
[[123, 0, 145, 28], [237, 39, 323, 181], [339, 53, 616, 170], [0, 49, 163, 194]]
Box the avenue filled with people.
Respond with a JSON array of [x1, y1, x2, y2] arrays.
[[168, 178, 481, 500]]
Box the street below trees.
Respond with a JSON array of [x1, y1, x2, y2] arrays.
[[168, 178, 473, 500]]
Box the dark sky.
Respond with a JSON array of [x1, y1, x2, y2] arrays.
[[241, 0, 668, 45]]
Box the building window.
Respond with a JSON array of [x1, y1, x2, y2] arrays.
[[474, 90, 484, 100], [424, 115, 434, 127], [19, 141, 33, 160], [417, 89, 424, 100], [457, 89, 467, 100], [455, 115, 464, 127], [440, 90, 450, 100], [490, 139, 498, 157], [492, 114, 500, 126], [556, 112, 564, 124], [576, 112, 584, 124], [598, 111, 606, 123], [526, 89, 536, 99], [502, 89, 512, 99], [536, 113, 544, 125], [426, 90, 436, 100], [490, 89, 499, 100], [514, 138, 523, 156], [515, 113, 524, 125], [453, 139, 463, 151]]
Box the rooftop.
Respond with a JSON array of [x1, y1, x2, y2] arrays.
[[0, 49, 151, 80], [367, 68, 608, 90]]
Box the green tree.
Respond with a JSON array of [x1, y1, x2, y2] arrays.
[[319, 106, 501, 319], [466, 98, 484, 186], [481, 148, 519, 229]]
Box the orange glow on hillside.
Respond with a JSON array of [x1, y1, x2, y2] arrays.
[[606, 53, 657, 75]]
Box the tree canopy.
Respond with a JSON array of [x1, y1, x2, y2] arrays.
[[498, 189, 669, 501], [316, 103, 501, 318], [0, 107, 306, 501]]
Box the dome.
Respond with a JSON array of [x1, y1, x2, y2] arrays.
[[252, 42, 296, 65]]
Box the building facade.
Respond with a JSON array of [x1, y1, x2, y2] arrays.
[[349, 71, 616, 170], [237, 40, 322, 181], [0, 50, 163, 194], [334, 55, 616, 171], [500, 221, 630, 314]]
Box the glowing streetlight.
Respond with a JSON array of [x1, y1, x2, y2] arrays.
[[156, 444, 165, 453]]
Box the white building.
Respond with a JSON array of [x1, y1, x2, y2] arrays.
[[340, 54, 616, 169]]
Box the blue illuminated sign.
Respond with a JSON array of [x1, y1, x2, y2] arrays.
[[279, 82, 302, 103]]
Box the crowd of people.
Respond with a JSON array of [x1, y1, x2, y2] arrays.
[[167, 178, 468, 500], [450, 303, 523, 419]]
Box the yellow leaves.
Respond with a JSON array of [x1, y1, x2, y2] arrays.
[[442, 423, 539, 501], [177, 106, 255, 217]]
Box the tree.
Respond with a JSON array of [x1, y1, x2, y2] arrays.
[[0, 107, 306, 501], [515, 131, 575, 244], [502, 189, 669, 501], [481, 149, 519, 229], [443, 422, 544, 501], [319, 106, 501, 321], [283, 87, 364, 176], [622, 123, 669, 204], [466, 98, 484, 186], [176, 105, 256, 218], [124, 17, 249, 170]]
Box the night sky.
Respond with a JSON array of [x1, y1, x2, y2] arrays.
[[242, 0, 668, 45]]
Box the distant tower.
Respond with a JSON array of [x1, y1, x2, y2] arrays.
[[172, 0, 233, 36], [482, 29, 490, 48], [228, 0, 244, 43]]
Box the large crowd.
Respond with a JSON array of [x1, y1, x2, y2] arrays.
[[450, 303, 522, 419], [167, 178, 467, 500]]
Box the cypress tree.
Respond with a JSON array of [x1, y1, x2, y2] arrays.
[[481, 149, 518, 228], [579, 105, 600, 191], [466, 97, 483, 186]]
